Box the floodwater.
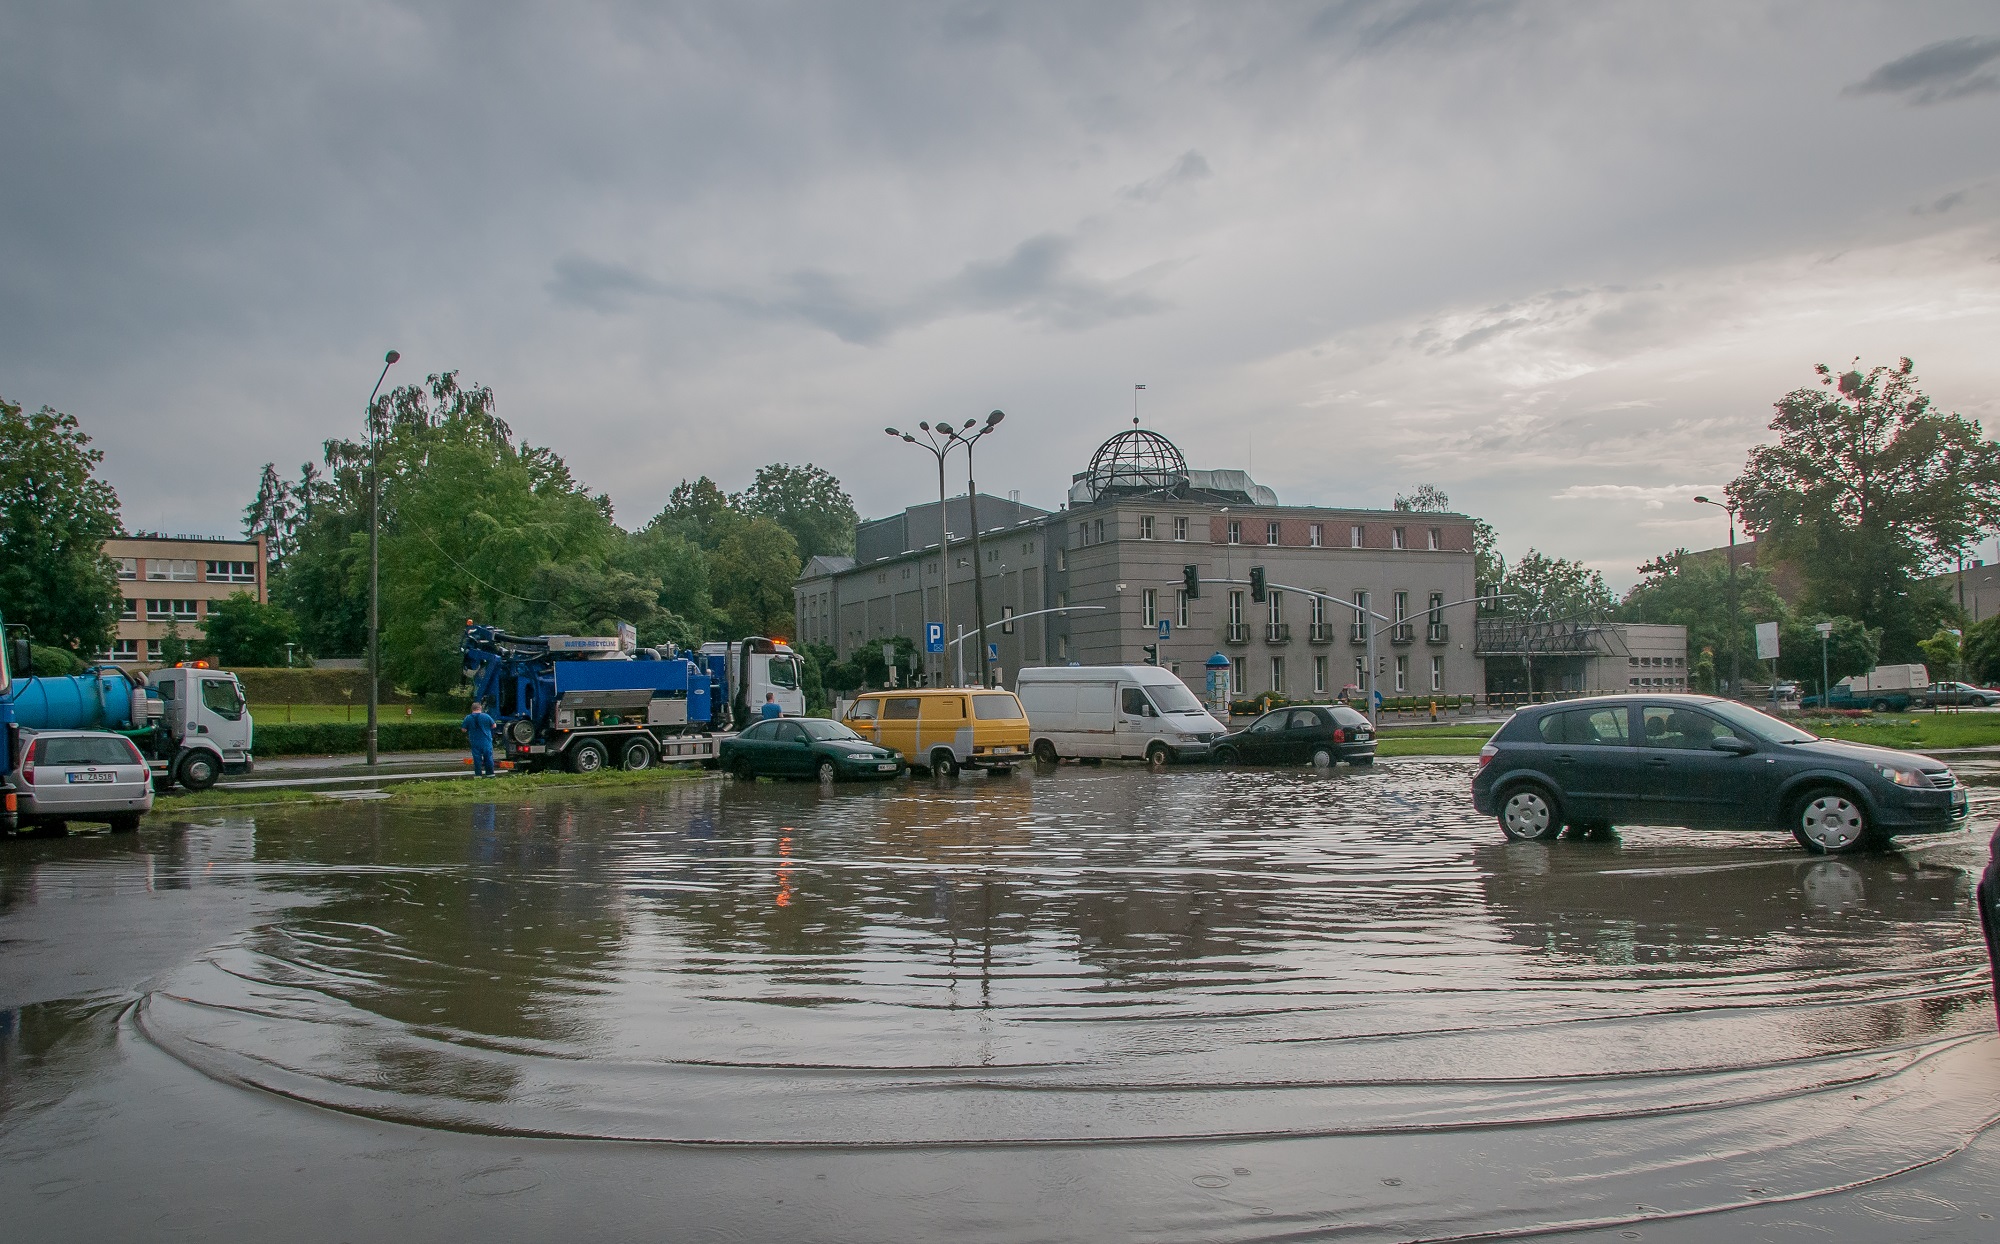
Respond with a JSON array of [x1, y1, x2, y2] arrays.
[[4, 758, 1997, 1241]]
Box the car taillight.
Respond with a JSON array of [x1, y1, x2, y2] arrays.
[[1478, 744, 1496, 769], [21, 767, 33, 784], [1332, 728, 1346, 743]]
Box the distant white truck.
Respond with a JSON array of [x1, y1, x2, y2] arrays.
[[1807, 663, 1930, 712]]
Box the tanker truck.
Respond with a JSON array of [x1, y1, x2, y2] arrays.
[[1, 619, 253, 797]]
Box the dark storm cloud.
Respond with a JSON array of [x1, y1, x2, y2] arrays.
[[550, 233, 1165, 343], [1118, 150, 1213, 203], [1845, 35, 2000, 104]]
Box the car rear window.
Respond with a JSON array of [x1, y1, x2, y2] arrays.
[[972, 694, 1023, 719], [37, 735, 143, 766], [1329, 706, 1369, 727]]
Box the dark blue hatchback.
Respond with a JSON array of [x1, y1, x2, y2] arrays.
[[1470, 694, 1968, 854]]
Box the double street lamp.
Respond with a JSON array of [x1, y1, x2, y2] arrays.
[[884, 411, 1007, 687], [1693, 495, 1740, 697], [366, 349, 401, 766]]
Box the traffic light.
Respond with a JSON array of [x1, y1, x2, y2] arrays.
[[1182, 564, 1200, 599], [1142, 644, 1159, 666], [1249, 565, 1267, 603]]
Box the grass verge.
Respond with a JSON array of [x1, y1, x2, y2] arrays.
[[151, 765, 708, 817], [1801, 713, 2000, 751], [1377, 737, 1487, 757], [251, 704, 459, 724]]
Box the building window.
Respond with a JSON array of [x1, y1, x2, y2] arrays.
[[146, 599, 200, 621], [205, 560, 258, 583], [1270, 656, 1285, 694], [106, 639, 140, 662], [1430, 655, 1444, 692], [1351, 591, 1369, 640], [1350, 525, 1364, 548], [1001, 605, 1015, 634], [1173, 516, 1188, 542], [1266, 521, 1281, 546], [1394, 591, 1409, 624], [146, 640, 164, 662], [1310, 595, 1325, 627], [1227, 520, 1241, 544], [1228, 591, 1244, 626], [1177, 590, 1189, 628], [1308, 524, 1322, 547], [1139, 516, 1155, 540], [1078, 523, 1088, 546], [1058, 635, 1070, 661], [1095, 519, 1104, 544], [1022, 540, 1035, 555], [147, 558, 198, 582], [120, 597, 137, 621], [1395, 655, 1408, 692], [115, 557, 138, 580], [1233, 656, 1245, 695], [1056, 548, 1067, 571], [1268, 590, 1283, 625], [1142, 588, 1157, 627], [1392, 527, 1407, 550], [1314, 654, 1328, 693], [1427, 527, 1441, 551]]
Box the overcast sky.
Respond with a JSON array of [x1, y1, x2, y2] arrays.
[[4, 2, 1998, 588]]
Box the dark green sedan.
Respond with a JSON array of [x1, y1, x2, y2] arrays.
[[719, 717, 906, 782]]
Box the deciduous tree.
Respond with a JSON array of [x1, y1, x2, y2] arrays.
[[739, 463, 858, 562], [0, 396, 123, 656]]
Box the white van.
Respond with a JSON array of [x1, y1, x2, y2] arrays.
[[1016, 666, 1228, 765]]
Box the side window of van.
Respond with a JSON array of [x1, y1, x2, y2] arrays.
[[846, 699, 878, 721], [883, 697, 921, 720], [1121, 688, 1154, 717]]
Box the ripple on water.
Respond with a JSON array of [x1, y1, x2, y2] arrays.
[[135, 761, 2000, 1239]]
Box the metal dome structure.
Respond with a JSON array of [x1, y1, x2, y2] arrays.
[[1083, 419, 1188, 500]]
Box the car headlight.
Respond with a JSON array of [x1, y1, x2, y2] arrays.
[[1876, 764, 1924, 787]]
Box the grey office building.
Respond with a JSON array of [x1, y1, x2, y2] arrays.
[[795, 426, 1484, 701]]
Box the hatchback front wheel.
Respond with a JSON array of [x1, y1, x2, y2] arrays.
[[1498, 783, 1562, 841], [1791, 788, 1871, 854]]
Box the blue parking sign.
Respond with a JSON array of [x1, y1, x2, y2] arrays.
[[925, 622, 945, 653], [1158, 619, 1170, 640]]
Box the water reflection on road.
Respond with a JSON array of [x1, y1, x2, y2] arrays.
[[5, 758, 1997, 1240]]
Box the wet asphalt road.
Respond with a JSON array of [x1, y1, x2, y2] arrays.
[[3, 757, 1997, 1241]]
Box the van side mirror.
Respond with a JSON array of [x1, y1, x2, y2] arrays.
[[1711, 736, 1756, 755]]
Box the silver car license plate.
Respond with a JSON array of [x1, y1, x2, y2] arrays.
[[877, 762, 897, 771], [68, 771, 116, 784]]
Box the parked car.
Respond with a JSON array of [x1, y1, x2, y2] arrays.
[[1016, 666, 1228, 765], [840, 688, 1030, 776], [1768, 681, 1801, 705], [1471, 694, 1968, 854], [1213, 704, 1376, 766], [13, 729, 153, 833], [1913, 681, 2000, 708], [718, 717, 905, 782]]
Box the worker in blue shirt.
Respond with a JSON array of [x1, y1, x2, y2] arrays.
[[462, 700, 496, 776], [760, 692, 783, 721]]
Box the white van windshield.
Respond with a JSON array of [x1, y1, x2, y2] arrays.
[[1148, 682, 1206, 714]]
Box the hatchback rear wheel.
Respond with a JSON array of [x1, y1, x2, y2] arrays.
[[1498, 783, 1562, 841], [1791, 787, 1871, 854]]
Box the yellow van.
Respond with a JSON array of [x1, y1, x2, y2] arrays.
[[841, 688, 1031, 776]]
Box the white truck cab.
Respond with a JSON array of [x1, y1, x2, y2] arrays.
[[147, 665, 254, 789], [1016, 665, 1229, 764]]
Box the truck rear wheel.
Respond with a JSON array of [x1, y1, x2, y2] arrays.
[[176, 750, 220, 792], [1871, 699, 1892, 713], [569, 740, 609, 774], [621, 740, 655, 771]]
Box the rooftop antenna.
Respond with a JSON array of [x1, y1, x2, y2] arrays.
[[1134, 383, 1145, 427]]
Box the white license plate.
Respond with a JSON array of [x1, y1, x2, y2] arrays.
[[67, 771, 116, 784], [877, 763, 898, 771]]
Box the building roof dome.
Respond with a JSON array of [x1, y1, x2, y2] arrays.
[[1084, 420, 1188, 500]]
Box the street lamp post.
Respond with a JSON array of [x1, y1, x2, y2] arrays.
[[365, 349, 400, 766], [886, 423, 958, 685], [1694, 496, 1740, 697], [945, 411, 1005, 687]]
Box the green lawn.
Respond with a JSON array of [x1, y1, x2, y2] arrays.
[[1377, 736, 1488, 757], [250, 703, 460, 724], [151, 765, 706, 817], [1801, 713, 2000, 751], [1375, 721, 1502, 739]]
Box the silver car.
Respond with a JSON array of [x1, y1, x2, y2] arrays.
[[16, 730, 154, 833]]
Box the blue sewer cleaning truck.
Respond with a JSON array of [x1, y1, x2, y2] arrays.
[[462, 623, 803, 773], [1, 615, 254, 817]]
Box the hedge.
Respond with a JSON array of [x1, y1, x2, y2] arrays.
[[254, 720, 466, 757], [230, 667, 406, 705], [1226, 693, 1478, 717]]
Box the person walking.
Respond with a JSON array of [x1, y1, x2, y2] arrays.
[[462, 699, 496, 776], [760, 691, 783, 721]]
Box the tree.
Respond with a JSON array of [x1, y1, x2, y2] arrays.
[[739, 463, 858, 562], [1964, 615, 2000, 684], [1916, 629, 1962, 682], [1393, 484, 1452, 513], [654, 476, 737, 549], [709, 518, 801, 638], [0, 397, 123, 656], [614, 524, 714, 638], [243, 462, 299, 565], [1727, 358, 2000, 660], [1395, 483, 1501, 585], [203, 592, 301, 667], [1776, 616, 1879, 696], [1500, 550, 1615, 621], [1621, 548, 1787, 677]]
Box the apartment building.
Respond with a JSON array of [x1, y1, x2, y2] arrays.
[[101, 532, 267, 665]]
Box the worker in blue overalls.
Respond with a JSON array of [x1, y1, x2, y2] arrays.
[[462, 699, 496, 776]]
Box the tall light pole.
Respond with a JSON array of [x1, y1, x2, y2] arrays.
[[944, 410, 1005, 687], [886, 423, 957, 685], [366, 349, 401, 765], [1694, 496, 1740, 697]]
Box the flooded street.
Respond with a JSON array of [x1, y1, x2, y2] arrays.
[[5, 757, 1997, 1241]]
